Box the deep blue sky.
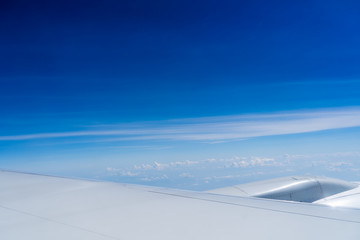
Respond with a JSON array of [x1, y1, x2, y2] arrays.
[[1, 0, 360, 189]]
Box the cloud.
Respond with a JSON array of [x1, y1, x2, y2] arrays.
[[103, 151, 360, 190], [170, 160, 199, 167], [133, 160, 200, 171], [179, 173, 194, 178], [140, 175, 169, 182], [108, 156, 282, 179], [1, 107, 360, 142], [106, 167, 139, 176]]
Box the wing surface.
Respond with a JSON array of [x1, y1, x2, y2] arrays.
[[0, 170, 359, 240]]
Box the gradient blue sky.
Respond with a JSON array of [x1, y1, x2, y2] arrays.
[[1, 0, 360, 189]]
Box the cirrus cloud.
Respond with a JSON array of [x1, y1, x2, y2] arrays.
[[1, 107, 360, 143]]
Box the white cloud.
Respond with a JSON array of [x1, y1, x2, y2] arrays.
[[121, 171, 139, 177], [134, 163, 157, 170], [153, 161, 169, 170], [249, 157, 275, 166], [179, 173, 194, 178], [132, 160, 200, 171], [102, 151, 360, 190], [1, 107, 360, 143], [106, 167, 139, 176], [170, 160, 199, 167], [140, 175, 168, 182]]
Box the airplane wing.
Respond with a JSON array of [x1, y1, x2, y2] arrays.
[[0, 170, 359, 240]]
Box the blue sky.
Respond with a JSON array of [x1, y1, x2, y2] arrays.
[[1, 0, 360, 190]]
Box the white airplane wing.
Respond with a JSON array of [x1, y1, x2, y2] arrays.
[[0, 170, 359, 240]]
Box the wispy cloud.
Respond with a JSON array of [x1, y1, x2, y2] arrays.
[[1, 107, 360, 142]]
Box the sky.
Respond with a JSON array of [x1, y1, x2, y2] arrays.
[[1, 0, 360, 190]]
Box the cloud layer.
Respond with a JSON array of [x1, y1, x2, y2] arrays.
[[1, 107, 360, 143], [103, 151, 360, 190]]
